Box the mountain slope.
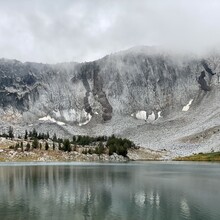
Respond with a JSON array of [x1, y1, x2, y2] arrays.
[[0, 47, 220, 158]]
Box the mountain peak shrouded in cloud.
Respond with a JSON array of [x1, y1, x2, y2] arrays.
[[0, 0, 220, 63]]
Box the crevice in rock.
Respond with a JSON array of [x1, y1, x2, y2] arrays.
[[198, 71, 211, 91], [201, 60, 215, 76], [92, 63, 113, 121], [78, 64, 93, 115]]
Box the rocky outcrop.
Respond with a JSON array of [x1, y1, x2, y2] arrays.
[[198, 71, 211, 91], [0, 47, 220, 157], [0, 48, 218, 125]]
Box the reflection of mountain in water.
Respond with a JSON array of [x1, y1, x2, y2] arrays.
[[0, 163, 220, 220]]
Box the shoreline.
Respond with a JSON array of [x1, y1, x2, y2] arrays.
[[0, 146, 164, 163], [2, 138, 219, 163], [174, 151, 220, 162], [2, 147, 220, 163]]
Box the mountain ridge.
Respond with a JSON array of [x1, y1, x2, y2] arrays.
[[0, 46, 220, 158]]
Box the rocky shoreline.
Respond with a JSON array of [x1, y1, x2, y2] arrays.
[[0, 148, 165, 163], [0, 137, 165, 162]]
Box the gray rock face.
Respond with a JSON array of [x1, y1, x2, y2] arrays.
[[0, 46, 220, 157]]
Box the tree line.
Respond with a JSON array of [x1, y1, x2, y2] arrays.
[[1, 127, 136, 157]]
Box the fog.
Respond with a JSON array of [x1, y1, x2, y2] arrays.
[[0, 0, 220, 63]]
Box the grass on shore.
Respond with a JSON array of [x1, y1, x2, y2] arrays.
[[175, 152, 220, 161]]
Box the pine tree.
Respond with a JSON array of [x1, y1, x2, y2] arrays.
[[26, 143, 31, 151], [45, 142, 49, 151], [97, 142, 104, 155], [21, 142, 24, 152], [32, 128, 38, 138], [53, 133, 57, 142], [28, 131, 33, 138], [63, 139, 71, 152], [32, 138, 39, 149], [72, 135, 76, 143], [8, 126, 14, 139], [58, 142, 62, 150]]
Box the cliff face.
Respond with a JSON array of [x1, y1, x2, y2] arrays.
[[1, 47, 220, 157]]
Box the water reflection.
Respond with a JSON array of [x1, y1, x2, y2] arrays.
[[180, 198, 190, 219], [0, 162, 220, 220]]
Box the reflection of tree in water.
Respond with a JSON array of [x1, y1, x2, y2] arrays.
[[82, 188, 112, 220], [1, 165, 220, 220], [35, 166, 114, 219], [0, 166, 41, 219]]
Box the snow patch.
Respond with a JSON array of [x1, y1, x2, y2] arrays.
[[182, 99, 193, 112], [48, 109, 92, 126], [158, 111, 162, 119], [62, 109, 77, 121], [79, 111, 92, 126], [57, 121, 65, 126], [132, 110, 158, 121], [39, 115, 56, 123], [148, 112, 155, 121], [39, 115, 66, 126], [136, 111, 147, 120]]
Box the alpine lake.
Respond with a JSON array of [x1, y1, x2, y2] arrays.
[[0, 161, 220, 220]]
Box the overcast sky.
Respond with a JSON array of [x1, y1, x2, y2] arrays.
[[0, 0, 220, 63]]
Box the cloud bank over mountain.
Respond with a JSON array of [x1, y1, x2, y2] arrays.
[[0, 0, 220, 63]]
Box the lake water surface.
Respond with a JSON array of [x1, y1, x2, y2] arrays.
[[0, 161, 220, 220]]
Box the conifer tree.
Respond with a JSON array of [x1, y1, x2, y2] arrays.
[[26, 143, 31, 151], [21, 142, 24, 152], [45, 142, 49, 151], [53, 133, 57, 142], [8, 126, 14, 139], [32, 138, 39, 149], [58, 142, 62, 150], [63, 139, 71, 152]]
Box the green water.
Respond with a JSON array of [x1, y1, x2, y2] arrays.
[[0, 162, 220, 220]]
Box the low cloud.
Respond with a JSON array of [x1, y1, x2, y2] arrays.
[[0, 0, 220, 63]]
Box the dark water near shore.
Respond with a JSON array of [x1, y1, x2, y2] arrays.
[[0, 162, 220, 220]]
